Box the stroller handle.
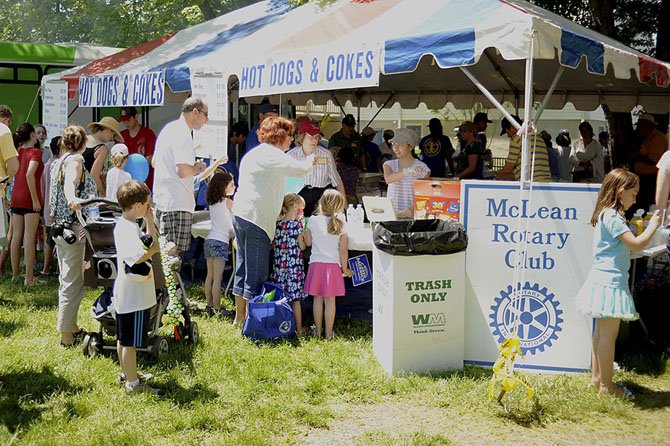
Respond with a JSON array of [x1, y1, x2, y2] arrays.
[[79, 197, 120, 208]]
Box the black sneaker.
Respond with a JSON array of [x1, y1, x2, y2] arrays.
[[205, 306, 216, 317], [219, 308, 235, 317]]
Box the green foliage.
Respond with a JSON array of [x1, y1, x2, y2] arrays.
[[0, 0, 261, 47], [531, 0, 662, 55]]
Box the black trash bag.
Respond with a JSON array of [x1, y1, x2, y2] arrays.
[[373, 220, 467, 256]]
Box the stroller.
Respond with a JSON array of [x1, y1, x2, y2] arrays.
[[75, 198, 199, 358]]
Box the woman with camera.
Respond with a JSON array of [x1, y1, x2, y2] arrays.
[[50, 125, 97, 347]]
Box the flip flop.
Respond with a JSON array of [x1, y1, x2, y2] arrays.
[[615, 382, 635, 400]]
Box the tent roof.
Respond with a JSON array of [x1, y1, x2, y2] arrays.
[[43, 0, 670, 113]]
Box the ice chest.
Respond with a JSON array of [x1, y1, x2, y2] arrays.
[[372, 247, 465, 374], [413, 179, 460, 221]]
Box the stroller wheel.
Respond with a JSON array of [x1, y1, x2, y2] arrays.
[[152, 336, 169, 358], [187, 321, 199, 344], [83, 333, 101, 358]]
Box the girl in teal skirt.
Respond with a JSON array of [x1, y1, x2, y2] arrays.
[[575, 169, 661, 398]]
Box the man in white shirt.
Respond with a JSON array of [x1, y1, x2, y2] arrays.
[[152, 97, 209, 255]]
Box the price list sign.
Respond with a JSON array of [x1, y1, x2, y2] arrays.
[[190, 75, 228, 161], [42, 81, 69, 139]]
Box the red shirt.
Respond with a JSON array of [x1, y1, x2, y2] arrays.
[[121, 125, 157, 189], [11, 147, 44, 209]]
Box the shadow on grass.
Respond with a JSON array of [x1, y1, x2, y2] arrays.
[[497, 398, 548, 427], [617, 344, 668, 377], [0, 366, 82, 433], [0, 318, 25, 337], [161, 378, 219, 406], [620, 381, 670, 410]]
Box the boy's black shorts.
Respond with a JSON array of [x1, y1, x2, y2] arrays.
[[116, 308, 151, 347]]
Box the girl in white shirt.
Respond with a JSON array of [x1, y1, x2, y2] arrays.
[[105, 144, 132, 201], [303, 190, 353, 339], [204, 172, 236, 316]]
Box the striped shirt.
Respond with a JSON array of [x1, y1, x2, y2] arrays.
[[287, 146, 340, 188], [384, 158, 431, 214], [506, 134, 552, 182]]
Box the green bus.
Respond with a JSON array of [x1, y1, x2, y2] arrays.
[[0, 41, 120, 126]]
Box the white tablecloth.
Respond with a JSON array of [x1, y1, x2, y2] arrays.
[[192, 218, 374, 251]]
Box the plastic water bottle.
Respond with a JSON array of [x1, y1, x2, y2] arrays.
[[346, 204, 355, 222], [87, 194, 99, 221], [355, 204, 365, 229]]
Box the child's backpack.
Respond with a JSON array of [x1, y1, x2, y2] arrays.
[[242, 282, 296, 341]]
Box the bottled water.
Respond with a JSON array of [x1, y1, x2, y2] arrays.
[[87, 194, 99, 221], [355, 204, 365, 229], [346, 204, 355, 222]]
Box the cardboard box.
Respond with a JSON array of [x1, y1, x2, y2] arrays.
[[413, 179, 460, 221], [373, 247, 465, 374]]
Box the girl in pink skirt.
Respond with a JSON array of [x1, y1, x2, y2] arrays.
[[303, 190, 353, 339]]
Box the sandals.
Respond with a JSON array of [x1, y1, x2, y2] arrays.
[[615, 382, 635, 400]]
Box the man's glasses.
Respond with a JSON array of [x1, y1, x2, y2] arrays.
[[198, 109, 209, 118]]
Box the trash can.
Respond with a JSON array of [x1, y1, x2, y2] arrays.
[[372, 220, 467, 374]]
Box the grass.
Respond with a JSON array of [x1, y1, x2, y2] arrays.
[[1, 276, 669, 445]]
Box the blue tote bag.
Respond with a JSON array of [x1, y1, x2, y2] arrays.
[[242, 282, 296, 341]]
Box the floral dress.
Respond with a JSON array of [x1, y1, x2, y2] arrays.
[[272, 219, 307, 302]]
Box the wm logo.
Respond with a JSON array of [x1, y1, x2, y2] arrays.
[[411, 313, 446, 326]]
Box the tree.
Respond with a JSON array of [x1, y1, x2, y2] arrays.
[[533, 0, 668, 168], [0, 0, 262, 47]]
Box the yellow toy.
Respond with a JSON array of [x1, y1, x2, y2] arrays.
[[489, 334, 534, 404]]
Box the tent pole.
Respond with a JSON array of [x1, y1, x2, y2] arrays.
[[520, 32, 536, 187], [460, 66, 521, 129], [365, 92, 395, 129], [534, 66, 565, 122]]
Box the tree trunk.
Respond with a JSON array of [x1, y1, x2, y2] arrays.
[[656, 0, 670, 61], [588, 0, 616, 37]]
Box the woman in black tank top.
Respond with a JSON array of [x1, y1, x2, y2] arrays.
[[85, 117, 124, 195]]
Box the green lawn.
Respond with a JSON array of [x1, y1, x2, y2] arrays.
[[1, 277, 669, 445]]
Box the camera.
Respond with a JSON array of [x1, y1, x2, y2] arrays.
[[52, 222, 77, 245]]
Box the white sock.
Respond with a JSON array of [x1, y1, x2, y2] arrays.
[[125, 378, 140, 390]]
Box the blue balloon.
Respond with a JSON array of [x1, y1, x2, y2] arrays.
[[124, 153, 149, 182]]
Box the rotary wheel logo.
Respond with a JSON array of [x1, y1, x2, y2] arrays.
[[488, 282, 563, 355], [423, 139, 441, 157]]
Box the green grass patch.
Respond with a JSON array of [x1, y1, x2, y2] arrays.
[[1, 278, 669, 445]]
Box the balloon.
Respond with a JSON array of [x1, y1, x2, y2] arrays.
[[124, 153, 149, 182]]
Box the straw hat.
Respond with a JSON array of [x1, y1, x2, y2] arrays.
[[88, 116, 124, 142]]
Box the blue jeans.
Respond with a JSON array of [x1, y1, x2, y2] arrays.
[[233, 216, 271, 300]]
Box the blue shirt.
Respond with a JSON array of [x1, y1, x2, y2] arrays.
[[364, 141, 383, 173], [246, 123, 260, 153], [590, 208, 631, 287]]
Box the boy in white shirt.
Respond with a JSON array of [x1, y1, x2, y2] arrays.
[[113, 180, 160, 394]]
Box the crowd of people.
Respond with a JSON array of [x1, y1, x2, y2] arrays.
[[0, 98, 668, 395]]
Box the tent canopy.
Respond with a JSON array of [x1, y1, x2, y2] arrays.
[[43, 0, 670, 113]]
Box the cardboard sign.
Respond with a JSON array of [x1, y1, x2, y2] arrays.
[[413, 179, 460, 221], [460, 180, 599, 373], [42, 81, 68, 141], [348, 254, 372, 287]]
